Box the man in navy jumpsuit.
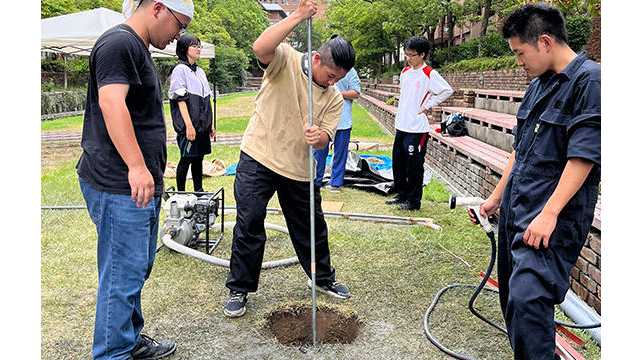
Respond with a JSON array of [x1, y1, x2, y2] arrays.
[[475, 5, 600, 359]]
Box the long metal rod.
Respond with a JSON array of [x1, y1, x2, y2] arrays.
[[306, 16, 318, 347], [43, 204, 442, 230]]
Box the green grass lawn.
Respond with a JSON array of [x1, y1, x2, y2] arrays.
[[41, 114, 84, 132], [216, 116, 249, 134], [350, 102, 393, 143], [41, 91, 599, 360]]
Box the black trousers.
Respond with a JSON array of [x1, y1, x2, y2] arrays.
[[392, 130, 428, 207], [226, 152, 336, 293], [176, 155, 204, 192]]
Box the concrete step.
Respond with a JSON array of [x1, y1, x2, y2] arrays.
[[464, 88, 524, 115]]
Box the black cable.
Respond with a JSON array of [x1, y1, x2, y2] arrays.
[[423, 229, 600, 360]]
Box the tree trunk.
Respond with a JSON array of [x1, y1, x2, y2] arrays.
[[395, 37, 401, 66], [480, 0, 492, 37], [426, 26, 435, 61], [439, 16, 445, 45], [447, 8, 454, 48]]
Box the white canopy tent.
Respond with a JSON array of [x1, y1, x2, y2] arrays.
[[41, 7, 215, 58]]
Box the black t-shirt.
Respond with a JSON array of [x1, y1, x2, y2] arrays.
[[77, 24, 166, 196]]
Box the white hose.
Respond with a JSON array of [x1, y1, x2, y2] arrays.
[[161, 221, 299, 269]]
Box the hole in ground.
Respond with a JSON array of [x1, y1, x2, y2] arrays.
[[266, 304, 361, 346]]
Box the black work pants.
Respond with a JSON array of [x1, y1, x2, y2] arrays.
[[226, 152, 336, 293]]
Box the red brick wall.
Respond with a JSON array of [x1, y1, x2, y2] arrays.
[[570, 231, 601, 313], [586, 16, 601, 62], [441, 68, 531, 92]]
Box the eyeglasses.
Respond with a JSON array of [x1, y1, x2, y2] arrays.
[[167, 7, 187, 36], [404, 52, 420, 58], [190, 44, 203, 49]]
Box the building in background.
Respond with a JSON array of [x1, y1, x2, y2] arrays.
[[258, 1, 328, 21]]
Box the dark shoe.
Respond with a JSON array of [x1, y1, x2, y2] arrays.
[[223, 291, 247, 318], [307, 279, 351, 300], [131, 334, 176, 360], [398, 201, 421, 211], [385, 196, 405, 205]]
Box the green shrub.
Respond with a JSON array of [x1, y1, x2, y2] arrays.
[[41, 80, 57, 92], [440, 55, 518, 73], [566, 15, 592, 52], [210, 46, 249, 93], [432, 32, 512, 68], [381, 64, 404, 80]]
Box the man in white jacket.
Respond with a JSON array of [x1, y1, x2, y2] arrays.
[[387, 36, 454, 210]]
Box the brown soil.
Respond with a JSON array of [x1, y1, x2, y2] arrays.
[[266, 304, 361, 346]]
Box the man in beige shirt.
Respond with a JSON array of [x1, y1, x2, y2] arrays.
[[223, 0, 355, 318]]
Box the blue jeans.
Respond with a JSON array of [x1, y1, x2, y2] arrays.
[[79, 178, 161, 360], [314, 128, 351, 187]]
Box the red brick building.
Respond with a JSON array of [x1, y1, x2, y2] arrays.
[[258, 2, 288, 25]]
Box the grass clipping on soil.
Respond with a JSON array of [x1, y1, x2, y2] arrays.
[[261, 301, 362, 346]]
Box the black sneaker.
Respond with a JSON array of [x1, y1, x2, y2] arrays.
[[398, 201, 420, 211], [131, 334, 176, 360], [223, 291, 247, 318], [307, 279, 351, 300], [385, 196, 405, 205]]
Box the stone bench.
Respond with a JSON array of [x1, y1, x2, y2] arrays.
[[363, 88, 399, 105], [442, 106, 516, 153], [464, 88, 524, 115]]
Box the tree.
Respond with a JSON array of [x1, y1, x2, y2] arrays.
[[41, 0, 78, 18], [325, 0, 394, 74], [290, 19, 325, 53], [211, 0, 269, 61], [480, 0, 493, 37], [324, 0, 449, 75], [41, 0, 121, 18]]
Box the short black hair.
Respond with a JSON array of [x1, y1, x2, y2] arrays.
[[318, 36, 355, 71], [502, 4, 568, 45], [404, 36, 430, 59], [176, 33, 201, 62]]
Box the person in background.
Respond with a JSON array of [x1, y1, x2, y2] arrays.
[[169, 33, 214, 192], [387, 36, 454, 211], [313, 36, 361, 192]]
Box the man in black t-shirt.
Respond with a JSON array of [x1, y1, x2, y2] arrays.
[[77, 1, 192, 359]]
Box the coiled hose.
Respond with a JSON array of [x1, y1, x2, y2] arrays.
[[423, 229, 600, 359]]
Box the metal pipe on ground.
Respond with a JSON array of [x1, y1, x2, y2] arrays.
[[41, 205, 442, 230], [220, 206, 442, 230], [560, 291, 601, 346]]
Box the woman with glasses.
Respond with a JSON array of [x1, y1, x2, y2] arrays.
[[168, 34, 214, 192]]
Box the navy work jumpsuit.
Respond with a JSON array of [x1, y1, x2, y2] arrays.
[[498, 52, 600, 360]]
